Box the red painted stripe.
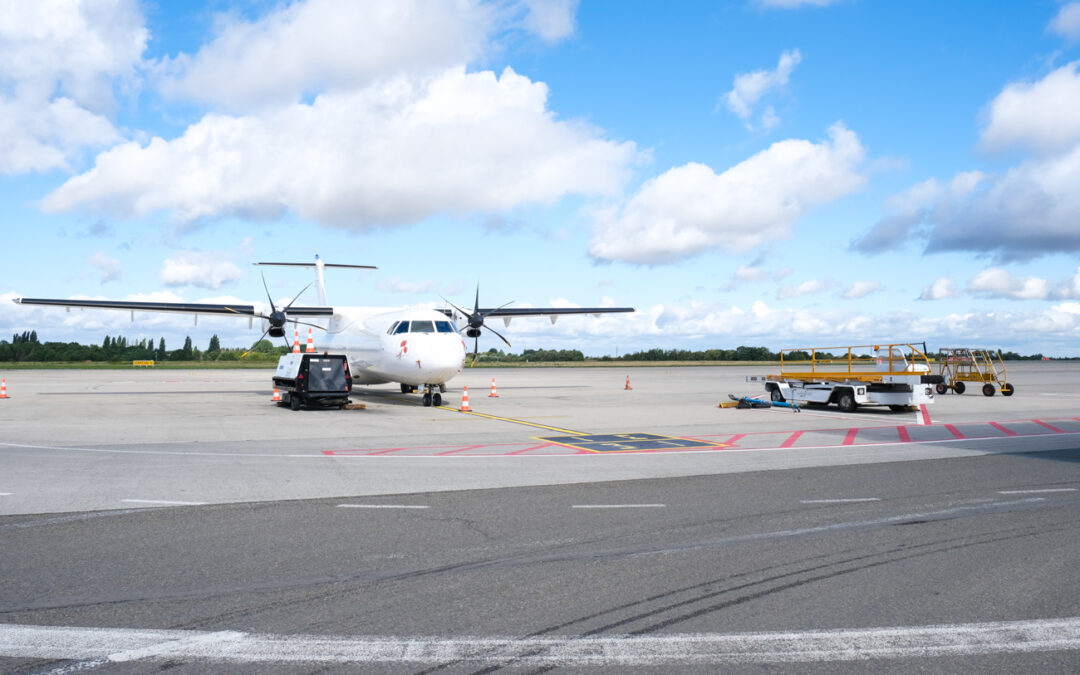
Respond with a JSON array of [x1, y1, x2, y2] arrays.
[[920, 404, 932, 425], [1033, 419, 1066, 433], [506, 444, 556, 455], [944, 424, 965, 439], [364, 447, 410, 455], [725, 433, 747, 446], [780, 431, 804, 448], [989, 422, 1018, 436], [897, 426, 911, 443], [435, 445, 483, 456], [843, 428, 859, 445]]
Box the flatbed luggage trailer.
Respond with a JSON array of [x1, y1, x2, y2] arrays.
[[935, 348, 1013, 397], [747, 343, 943, 413]]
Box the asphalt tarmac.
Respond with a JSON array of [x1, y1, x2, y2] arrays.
[[1, 362, 1079, 672]]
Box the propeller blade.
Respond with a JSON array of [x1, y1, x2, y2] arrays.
[[241, 326, 274, 357], [287, 319, 329, 331], [485, 324, 512, 348], [284, 282, 313, 310], [261, 272, 276, 313]]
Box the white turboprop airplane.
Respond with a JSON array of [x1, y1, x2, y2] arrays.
[[12, 256, 634, 407]]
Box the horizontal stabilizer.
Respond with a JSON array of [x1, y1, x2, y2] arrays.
[[254, 262, 376, 269]]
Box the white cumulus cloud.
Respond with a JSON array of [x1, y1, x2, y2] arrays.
[[42, 67, 639, 228], [981, 61, 1080, 154], [0, 0, 146, 173], [589, 123, 866, 264], [160, 251, 243, 290], [778, 279, 827, 299], [842, 280, 881, 299], [723, 49, 802, 128], [919, 277, 960, 301], [1049, 2, 1080, 41], [968, 267, 1050, 300], [89, 251, 121, 283]]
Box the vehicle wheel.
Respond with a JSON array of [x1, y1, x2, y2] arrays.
[[1002, 383, 1015, 396], [953, 381, 966, 394], [982, 383, 995, 397], [769, 386, 784, 402], [422, 392, 433, 407], [837, 391, 856, 413], [290, 396, 300, 411], [935, 382, 947, 395], [433, 393, 442, 407], [401, 383, 411, 394]]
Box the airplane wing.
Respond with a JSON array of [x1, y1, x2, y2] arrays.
[[481, 307, 634, 319], [12, 297, 334, 318]]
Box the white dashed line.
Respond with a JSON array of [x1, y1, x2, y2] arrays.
[[336, 504, 430, 509], [120, 499, 207, 506], [801, 498, 881, 504], [0, 492, 12, 496], [2, 618, 1079, 665], [998, 488, 1077, 495], [572, 504, 666, 509]]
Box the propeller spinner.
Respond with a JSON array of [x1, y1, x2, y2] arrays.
[[445, 286, 513, 364], [229, 272, 327, 351]]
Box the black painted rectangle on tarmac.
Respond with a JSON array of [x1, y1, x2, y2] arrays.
[[539, 432, 724, 453]]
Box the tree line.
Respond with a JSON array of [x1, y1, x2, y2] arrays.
[[0, 333, 1062, 363], [0, 332, 288, 363]]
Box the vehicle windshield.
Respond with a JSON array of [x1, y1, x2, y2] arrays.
[[411, 320, 435, 333]]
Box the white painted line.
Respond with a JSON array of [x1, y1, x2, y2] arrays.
[[1, 618, 1079, 665], [572, 504, 666, 509], [0, 492, 12, 496], [998, 488, 1077, 495], [801, 498, 881, 504], [120, 499, 207, 506], [337, 504, 430, 509]]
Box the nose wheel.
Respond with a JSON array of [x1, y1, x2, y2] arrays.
[[421, 385, 442, 407]]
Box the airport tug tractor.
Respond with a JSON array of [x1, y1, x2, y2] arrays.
[[748, 343, 944, 413], [273, 353, 352, 410]]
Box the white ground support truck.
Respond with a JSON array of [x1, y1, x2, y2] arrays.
[[747, 343, 944, 413]]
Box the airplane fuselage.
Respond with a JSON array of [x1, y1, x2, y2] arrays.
[[309, 306, 467, 387]]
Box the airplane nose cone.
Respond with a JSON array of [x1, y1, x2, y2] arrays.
[[405, 335, 465, 383]]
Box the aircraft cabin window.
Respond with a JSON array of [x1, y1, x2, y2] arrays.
[[393, 321, 410, 334], [387, 321, 400, 335], [435, 321, 455, 333], [411, 320, 435, 333]]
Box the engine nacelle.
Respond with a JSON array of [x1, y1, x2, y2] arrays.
[[466, 328, 482, 338]]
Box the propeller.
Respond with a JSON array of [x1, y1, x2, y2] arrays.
[[444, 286, 513, 365], [229, 272, 326, 354]]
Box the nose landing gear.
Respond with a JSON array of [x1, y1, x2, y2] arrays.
[[421, 384, 442, 407]]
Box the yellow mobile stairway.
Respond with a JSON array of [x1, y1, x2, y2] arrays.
[[935, 348, 1013, 397]]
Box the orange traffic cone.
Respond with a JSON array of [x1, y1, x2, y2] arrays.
[[0, 378, 7, 399], [292, 329, 301, 354], [624, 374, 632, 390], [305, 328, 315, 353], [489, 377, 498, 397], [271, 387, 281, 403], [459, 386, 472, 412]]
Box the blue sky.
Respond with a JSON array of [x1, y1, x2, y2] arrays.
[[3, 0, 1080, 356]]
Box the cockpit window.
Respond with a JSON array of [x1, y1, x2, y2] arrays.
[[387, 321, 400, 335], [435, 320, 456, 333], [392, 321, 410, 335], [411, 320, 435, 333]]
